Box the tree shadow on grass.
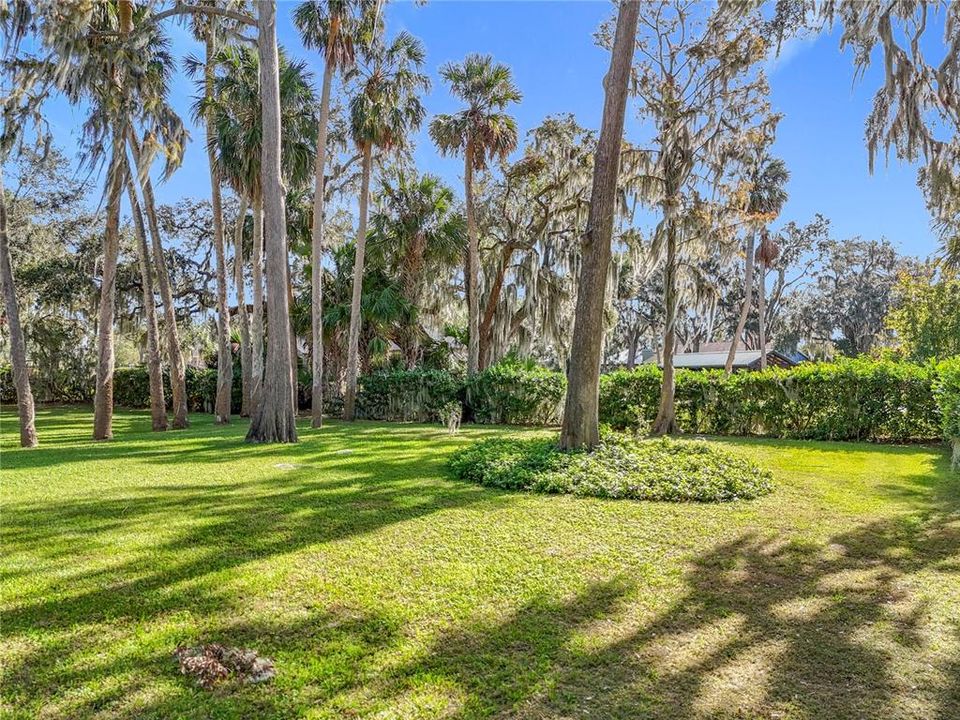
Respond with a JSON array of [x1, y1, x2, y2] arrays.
[[365, 512, 960, 719]]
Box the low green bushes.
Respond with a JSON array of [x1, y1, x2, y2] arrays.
[[466, 361, 565, 425], [113, 366, 219, 412], [355, 368, 461, 422], [448, 433, 773, 502], [600, 358, 941, 442], [933, 357, 960, 468]]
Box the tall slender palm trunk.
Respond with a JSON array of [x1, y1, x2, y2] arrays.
[[464, 139, 480, 377], [250, 193, 265, 414], [126, 172, 167, 431], [128, 131, 190, 428], [234, 194, 252, 416], [342, 142, 373, 421], [205, 27, 233, 424], [652, 221, 680, 435], [310, 49, 336, 429], [758, 266, 768, 369], [247, 0, 297, 443], [725, 230, 756, 373], [0, 173, 37, 447], [558, 0, 640, 450], [93, 131, 125, 440]]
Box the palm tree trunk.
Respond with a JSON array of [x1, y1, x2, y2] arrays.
[[652, 220, 680, 436], [558, 0, 640, 450], [251, 193, 265, 414], [126, 172, 167, 431], [758, 265, 768, 369], [464, 142, 480, 377], [127, 130, 189, 428], [205, 28, 233, 424], [309, 36, 336, 429], [93, 131, 125, 441], [234, 193, 252, 416], [0, 173, 37, 447], [247, 0, 297, 443], [343, 143, 373, 421], [725, 230, 756, 373]]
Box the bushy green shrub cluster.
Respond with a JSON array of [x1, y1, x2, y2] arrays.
[[466, 360, 566, 425], [355, 368, 462, 422], [933, 357, 960, 467], [113, 366, 219, 412], [600, 359, 941, 442], [448, 433, 773, 502]]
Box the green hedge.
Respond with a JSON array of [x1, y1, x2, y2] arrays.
[[934, 357, 960, 467], [355, 368, 461, 422], [113, 366, 220, 412], [600, 358, 941, 442], [465, 362, 566, 425]]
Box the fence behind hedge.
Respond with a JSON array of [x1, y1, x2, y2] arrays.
[[2, 358, 950, 443]]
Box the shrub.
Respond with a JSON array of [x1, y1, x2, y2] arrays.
[[355, 368, 462, 422], [934, 357, 960, 468], [113, 366, 218, 412], [600, 359, 940, 442], [466, 360, 566, 425], [448, 433, 773, 502]]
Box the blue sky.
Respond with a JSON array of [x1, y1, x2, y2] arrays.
[[42, 1, 941, 259]]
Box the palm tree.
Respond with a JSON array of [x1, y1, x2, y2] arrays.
[[125, 170, 167, 431], [0, 173, 37, 447], [430, 54, 521, 377], [247, 0, 301, 443], [368, 171, 466, 366], [206, 43, 318, 419], [725, 150, 789, 372], [294, 0, 366, 428], [342, 30, 430, 421], [558, 1, 640, 450], [755, 229, 781, 369]]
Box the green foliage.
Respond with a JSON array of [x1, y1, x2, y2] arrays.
[[113, 367, 219, 413], [448, 433, 773, 502], [600, 359, 941, 442], [934, 357, 960, 469], [355, 368, 462, 422], [886, 266, 960, 361], [466, 359, 566, 425]]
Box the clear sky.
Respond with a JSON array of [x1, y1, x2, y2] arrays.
[[41, 0, 942, 259]]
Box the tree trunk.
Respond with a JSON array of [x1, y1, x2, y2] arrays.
[[247, 0, 297, 443], [93, 131, 125, 441], [626, 324, 639, 369], [205, 27, 233, 424], [0, 173, 37, 447], [342, 142, 373, 421], [725, 230, 756, 373], [478, 243, 513, 370], [128, 130, 189, 428], [234, 193, 252, 416], [558, 0, 640, 450], [758, 265, 768, 369], [310, 31, 336, 429], [126, 172, 167, 431], [652, 221, 679, 435], [464, 143, 480, 377], [250, 193, 265, 414]]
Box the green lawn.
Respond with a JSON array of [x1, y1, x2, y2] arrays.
[[2, 407, 958, 720]]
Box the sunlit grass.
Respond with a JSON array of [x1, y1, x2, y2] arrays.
[[2, 406, 958, 719]]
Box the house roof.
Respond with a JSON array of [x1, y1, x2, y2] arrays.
[[642, 350, 802, 369]]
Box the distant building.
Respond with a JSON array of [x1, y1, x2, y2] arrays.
[[643, 348, 806, 371]]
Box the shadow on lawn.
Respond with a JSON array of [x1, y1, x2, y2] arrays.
[[4, 414, 959, 719], [359, 511, 960, 719]]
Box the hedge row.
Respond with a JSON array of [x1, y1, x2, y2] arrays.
[[600, 359, 942, 442], [2, 358, 953, 444], [934, 358, 960, 466]]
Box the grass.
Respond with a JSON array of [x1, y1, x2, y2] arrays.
[[1, 406, 958, 720]]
